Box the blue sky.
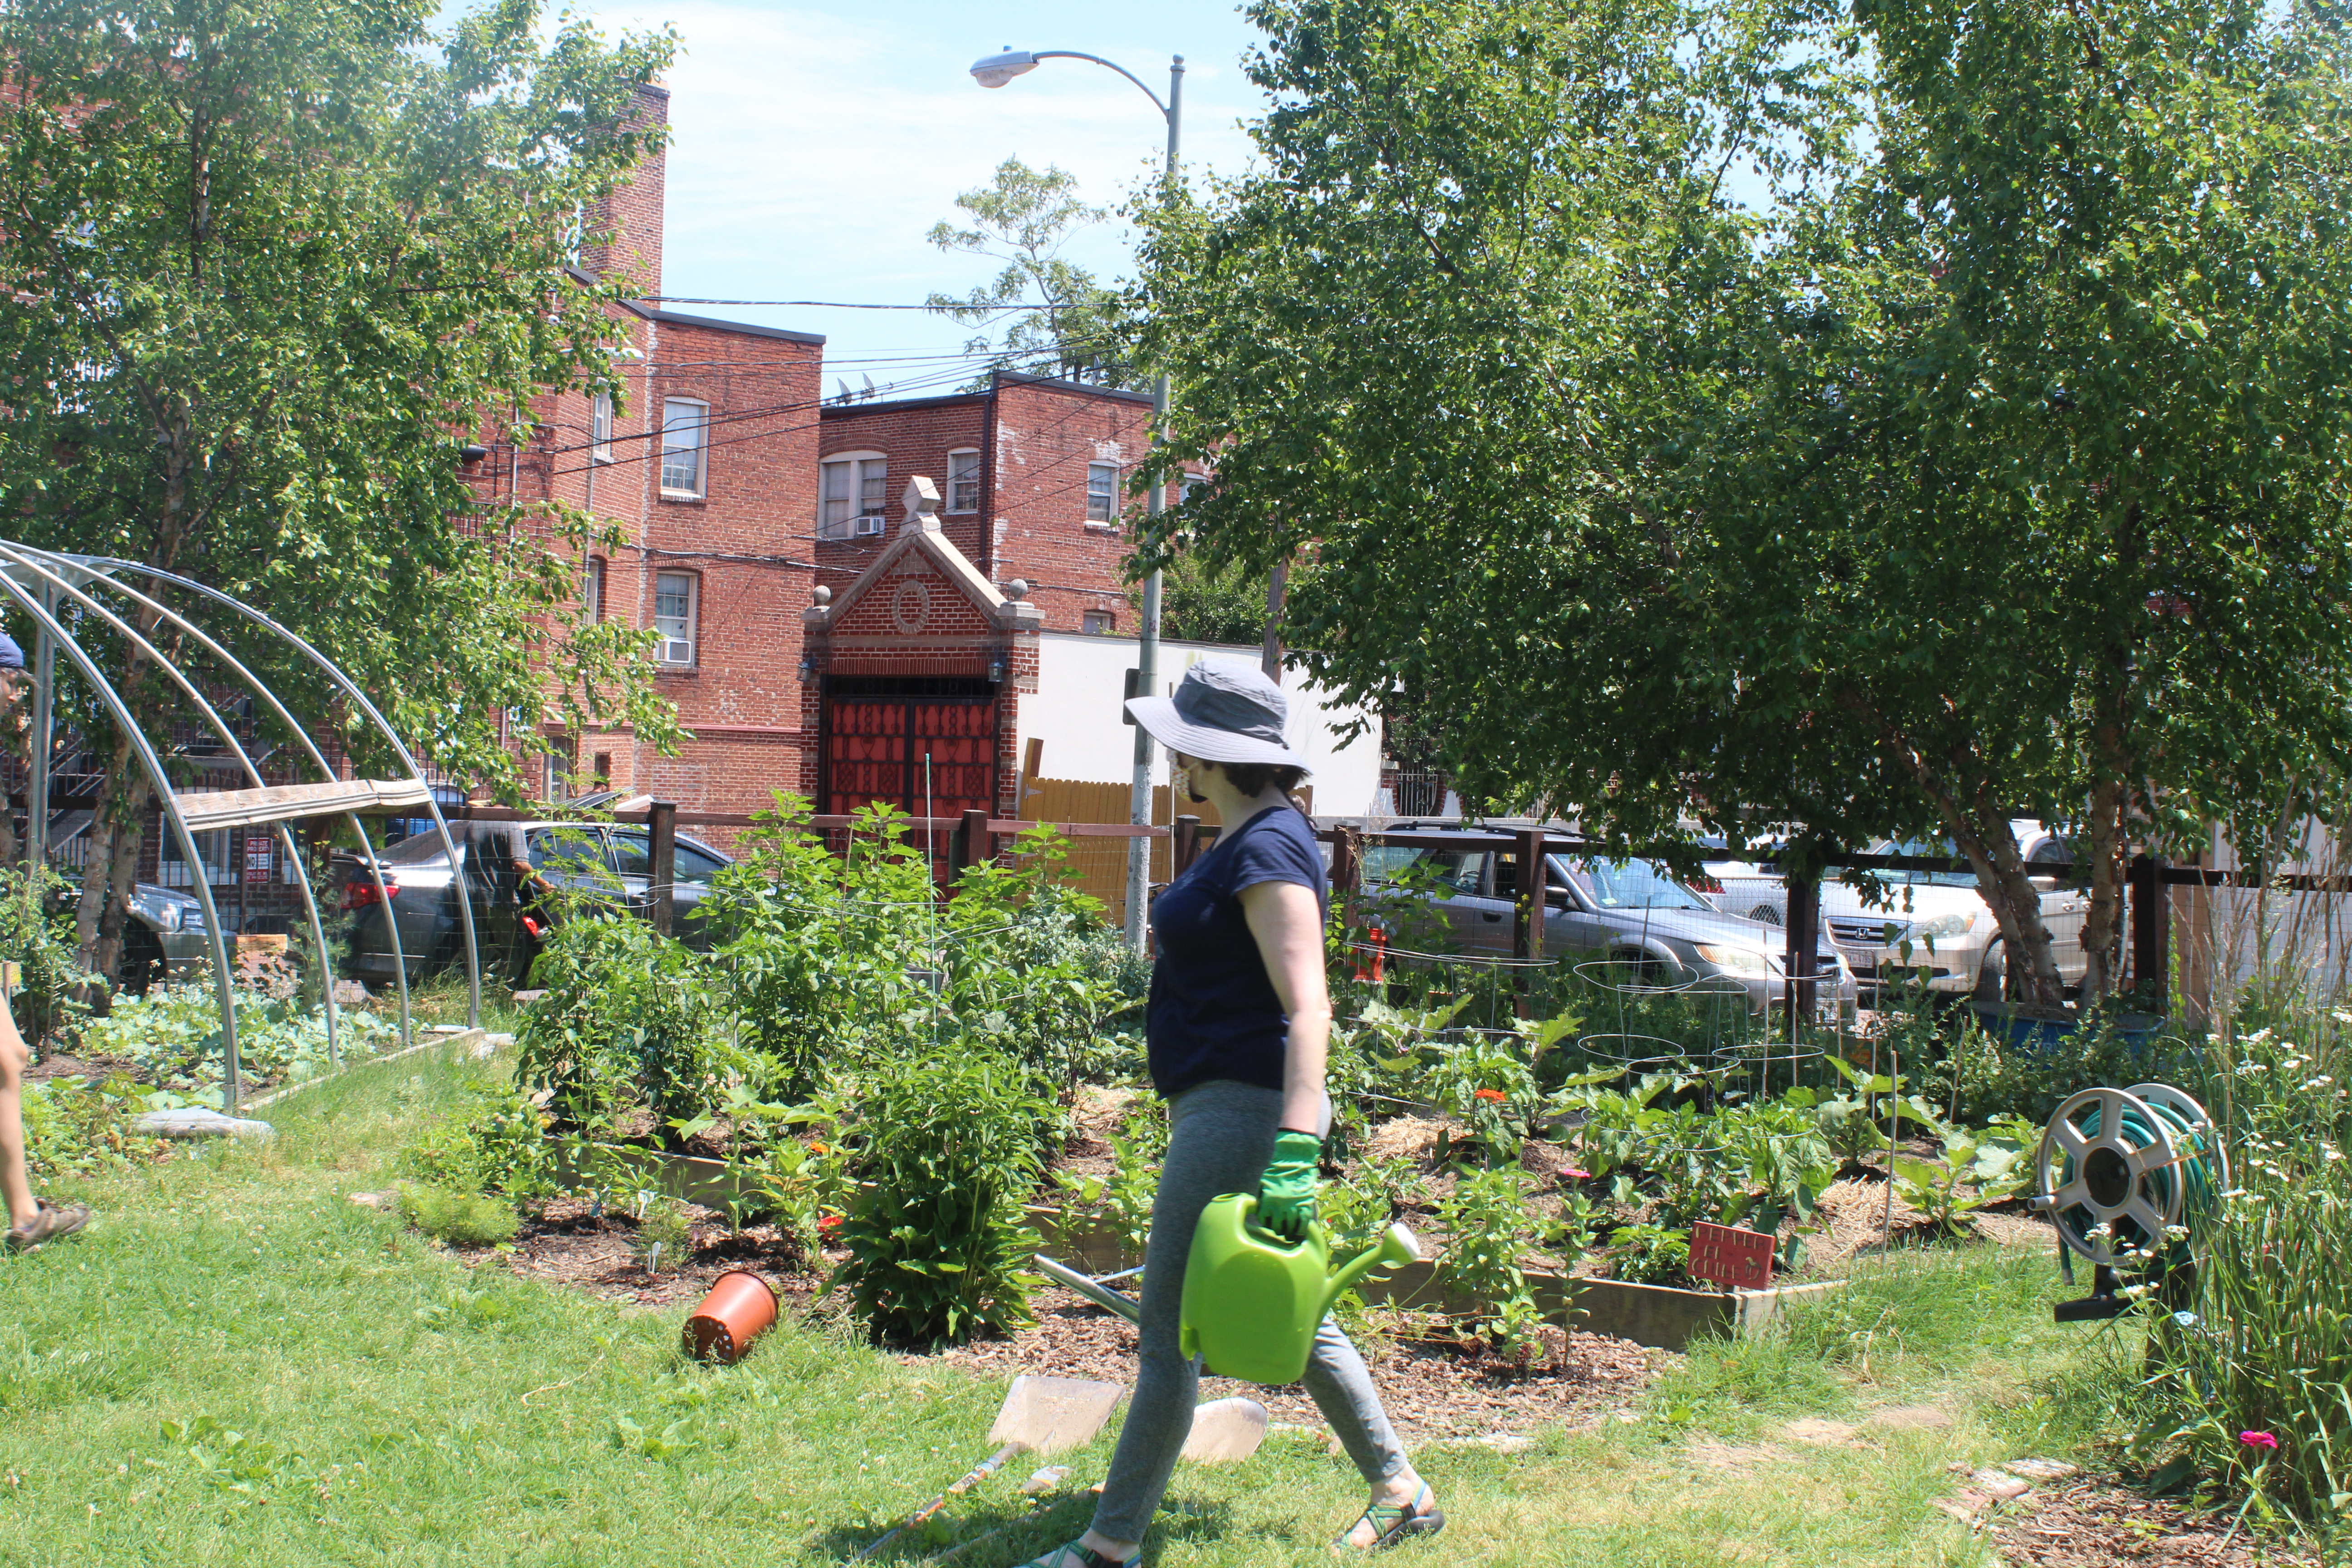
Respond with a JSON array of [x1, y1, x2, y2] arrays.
[[531, 0, 1277, 382]]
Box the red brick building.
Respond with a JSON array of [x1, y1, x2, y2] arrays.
[[815, 373, 1186, 638], [496, 83, 1179, 838]]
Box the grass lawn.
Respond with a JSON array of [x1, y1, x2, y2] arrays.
[[2, 1042, 2127, 1567]]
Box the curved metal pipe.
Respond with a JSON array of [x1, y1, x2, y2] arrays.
[[0, 572, 242, 1101], [59, 555, 481, 1028], [0, 547, 355, 1085], [4, 549, 398, 1059]]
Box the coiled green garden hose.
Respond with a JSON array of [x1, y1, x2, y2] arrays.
[[2034, 1083, 2228, 1270]]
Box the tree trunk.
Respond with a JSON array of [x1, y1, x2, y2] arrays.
[[1947, 804, 2066, 1006], [74, 732, 153, 987], [2076, 773, 2130, 1003]]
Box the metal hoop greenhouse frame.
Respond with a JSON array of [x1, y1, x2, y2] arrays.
[[0, 545, 480, 1110]]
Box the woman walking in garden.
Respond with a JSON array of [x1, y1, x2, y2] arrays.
[[0, 637, 91, 1254], [1022, 660, 1442, 1567]]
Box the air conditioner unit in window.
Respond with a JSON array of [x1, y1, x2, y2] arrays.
[[660, 638, 695, 665], [853, 514, 887, 537]]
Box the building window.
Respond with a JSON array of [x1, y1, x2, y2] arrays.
[[583, 556, 605, 622], [819, 452, 888, 540], [592, 751, 613, 789], [1086, 461, 1119, 524], [544, 747, 572, 803], [1177, 474, 1204, 506], [660, 398, 707, 497], [947, 449, 981, 514], [590, 393, 614, 463], [653, 571, 698, 665], [1082, 609, 1116, 635]]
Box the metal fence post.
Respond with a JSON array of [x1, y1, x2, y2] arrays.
[[647, 800, 676, 937], [2130, 852, 2168, 1008], [1173, 814, 1200, 877]]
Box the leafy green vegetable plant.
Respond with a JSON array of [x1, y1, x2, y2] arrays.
[[1888, 1119, 2036, 1235], [1437, 1163, 1551, 1361], [831, 1053, 1051, 1346]]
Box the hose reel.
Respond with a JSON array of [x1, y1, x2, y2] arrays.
[[2031, 1083, 2226, 1318]]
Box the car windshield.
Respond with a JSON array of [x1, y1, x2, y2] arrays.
[[1871, 839, 1980, 888], [1561, 858, 1714, 911]]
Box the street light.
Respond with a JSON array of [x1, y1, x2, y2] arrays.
[[971, 44, 1183, 955]]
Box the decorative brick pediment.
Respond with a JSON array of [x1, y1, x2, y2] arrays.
[[822, 475, 1008, 639]]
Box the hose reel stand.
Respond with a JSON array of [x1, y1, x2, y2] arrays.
[[2029, 1083, 2225, 1323]]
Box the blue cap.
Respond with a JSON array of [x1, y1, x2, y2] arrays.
[[0, 633, 21, 671]]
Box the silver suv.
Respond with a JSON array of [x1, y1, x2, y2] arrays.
[[1362, 826, 1855, 1015]]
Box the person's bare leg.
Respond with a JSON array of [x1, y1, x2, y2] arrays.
[[0, 1013, 37, 1228]]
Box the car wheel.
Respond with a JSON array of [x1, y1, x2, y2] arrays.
[[1974, 941, 2006, 1005], [119, 923, 167, 997], [1611, 947, 1668, 987]]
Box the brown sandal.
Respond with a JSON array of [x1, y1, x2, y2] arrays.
[[6, 1199, 90, 1253]]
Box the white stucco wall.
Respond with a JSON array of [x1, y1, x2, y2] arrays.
[[1021, 633, 1385, 817]]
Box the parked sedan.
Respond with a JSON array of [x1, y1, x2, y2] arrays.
[[336, 820, 733, 989], [1362, 827, 1855, 1016], [1819, 826, 2087, 1001]]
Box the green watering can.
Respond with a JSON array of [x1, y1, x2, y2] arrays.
[[1179, 1193, 1421, 1386]]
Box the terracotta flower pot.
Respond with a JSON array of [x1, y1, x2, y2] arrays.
[[681, 1270, 778, 1363]]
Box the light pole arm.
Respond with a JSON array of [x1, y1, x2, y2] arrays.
[[1031, 49, 1171, 118]]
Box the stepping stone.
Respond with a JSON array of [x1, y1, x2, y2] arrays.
[[1970, 1469, 2031, 1500], [1784, 1418, 1860, 1446], [133, 1107, 274, 1140], [1867, 1403, 1954, 1430], [2001, 1457, 2079, 1481]]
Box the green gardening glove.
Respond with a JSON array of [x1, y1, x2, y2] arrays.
[[1256, 1129, 1323, 1242]]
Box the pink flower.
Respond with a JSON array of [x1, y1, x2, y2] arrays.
[[1563, 1167, 1592, 1181], [2239, 1431, 2279, 1451]]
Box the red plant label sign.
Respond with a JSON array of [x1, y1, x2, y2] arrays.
[[1688, 1222, 1773, 1290]]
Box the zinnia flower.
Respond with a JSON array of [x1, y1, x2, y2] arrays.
[[2240, 1431, 2279, 1451], [818, 1214, 843, 1235], [1473, 1088, 1508, 1103]]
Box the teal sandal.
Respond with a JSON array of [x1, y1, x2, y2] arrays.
[[1017, 1543, 1135, 1568], [1334, 1483, 1445, 1551]]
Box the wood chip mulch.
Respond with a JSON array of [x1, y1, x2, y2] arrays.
[[485, 1197, 819, 1311], [919, 1286, 1663, 1442], [1985, 1480, 2323, 1567]]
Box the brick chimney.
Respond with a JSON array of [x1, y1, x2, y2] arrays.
[[581, 81, 668, 294]]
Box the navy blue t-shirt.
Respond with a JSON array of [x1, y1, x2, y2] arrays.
[[1146, 805, 1328, 1100]]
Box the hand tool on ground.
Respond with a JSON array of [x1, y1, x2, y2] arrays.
[[1032, 1255, 1274, 1459], [854, 1374, 1124, 1561], [916, 1398, 1270, 1564]]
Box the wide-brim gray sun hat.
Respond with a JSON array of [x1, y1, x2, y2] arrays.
[[1125, 658, 1312, 771]]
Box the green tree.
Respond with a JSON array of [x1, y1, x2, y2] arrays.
[[1136, 0, 2352, 1005], [927, 157, 1132, 388], [0, 0, 682, 980], [1146, 549, 1270, 647]]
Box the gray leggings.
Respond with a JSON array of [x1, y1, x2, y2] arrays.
[[1091, 1079, 1410, 1544]]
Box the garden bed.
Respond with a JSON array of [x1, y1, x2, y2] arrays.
[[1984, 1475, 2323, 1566]]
